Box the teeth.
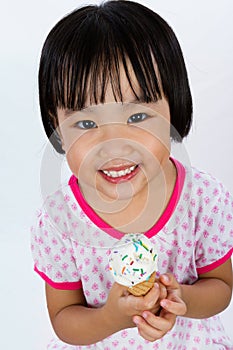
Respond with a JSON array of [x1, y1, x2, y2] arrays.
[[102, 165, 137, 178]]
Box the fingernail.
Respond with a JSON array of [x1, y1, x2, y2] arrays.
[[160, 300, 167, 308], [154, 282, 159, 289], [163, 274, 169, 283], [133, 317, 140, 325], [142, 311, 148, 319]]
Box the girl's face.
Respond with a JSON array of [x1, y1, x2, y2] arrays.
[[57, 69, 171, 210]]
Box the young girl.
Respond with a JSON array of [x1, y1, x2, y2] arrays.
[[31, 1, 233, 349]]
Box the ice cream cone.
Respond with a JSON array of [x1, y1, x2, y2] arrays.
[[109, 234, 158, 295], [127, 271, 156, 296]]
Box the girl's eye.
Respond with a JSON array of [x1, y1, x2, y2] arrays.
[[74, 120, 97, 129], [127, 113, 149, 124]]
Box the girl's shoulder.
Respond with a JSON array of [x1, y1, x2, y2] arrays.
[[40, 178, 80, 215], [178, 163, 233, 226], [163, 162, 232, 235], [33, 179, 83, 235], [184, 164, 232, 201]]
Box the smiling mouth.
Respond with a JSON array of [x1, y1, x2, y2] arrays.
[[102, 164, 138, 178], [99, 164, 139, 183]]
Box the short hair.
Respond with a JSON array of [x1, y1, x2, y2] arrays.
[[39, 0, 193, 154]]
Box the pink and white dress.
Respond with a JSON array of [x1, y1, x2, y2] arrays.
[[31, 159, 233, 349]]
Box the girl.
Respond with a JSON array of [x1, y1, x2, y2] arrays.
[[31, 1, 233, 349]]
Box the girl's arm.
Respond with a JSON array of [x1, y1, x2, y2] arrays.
[[45, 283, 121, 346], [45, 279, 164, 345]]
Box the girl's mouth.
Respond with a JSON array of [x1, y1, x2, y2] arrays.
[[99, 164, 140, 183]]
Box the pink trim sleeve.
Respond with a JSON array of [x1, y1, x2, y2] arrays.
[[196, 248, 233, 274], [34, 266, 83, 290]]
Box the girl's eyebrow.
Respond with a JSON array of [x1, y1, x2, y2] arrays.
[[123, 100, 144, 107], [64, 106, 97, 116], [63, 99, 145, 118], [63, 108, 93, 118], [64, 109, 76, 117], [122, 99, 154, 111]]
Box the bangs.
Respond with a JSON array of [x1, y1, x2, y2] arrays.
[[39, 4, 162, 118]]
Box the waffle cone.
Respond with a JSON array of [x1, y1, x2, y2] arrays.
[[127, 272, 156, 296]]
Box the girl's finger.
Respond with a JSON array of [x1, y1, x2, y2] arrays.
[[159, 282, 168, 300], [160, 296, 187, 316], [141, 283, 160, 309], [133, 311, 176, 342], [159, 273, 180, 290], [142, 310, 176, 331], [126, 283, 160, 311], [133, 315, 163, 342]]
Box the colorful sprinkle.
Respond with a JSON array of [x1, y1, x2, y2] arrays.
[[133, 243, 139, 251], [122, 255, 128, 261], [139, 240, 149, 251]]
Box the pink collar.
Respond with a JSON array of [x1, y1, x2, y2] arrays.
[[68, 158, 186, 239]]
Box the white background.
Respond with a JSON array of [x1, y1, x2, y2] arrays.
[[1, 0, 232, 349]]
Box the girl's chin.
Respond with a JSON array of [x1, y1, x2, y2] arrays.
[[97, 181, 135, 201]]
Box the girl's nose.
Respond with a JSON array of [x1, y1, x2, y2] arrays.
[[97, 124, 135, 159]]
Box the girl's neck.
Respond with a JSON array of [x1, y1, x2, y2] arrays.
[[82, 158, 177, 234]]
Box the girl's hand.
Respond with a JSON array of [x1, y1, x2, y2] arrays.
[[133, 309, 176, 342], [159, 273, 187, 316], [102, 280, 167, 331], [132, 273, 187, 342]]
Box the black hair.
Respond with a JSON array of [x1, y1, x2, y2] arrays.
[[39, 0, 193, 154]]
